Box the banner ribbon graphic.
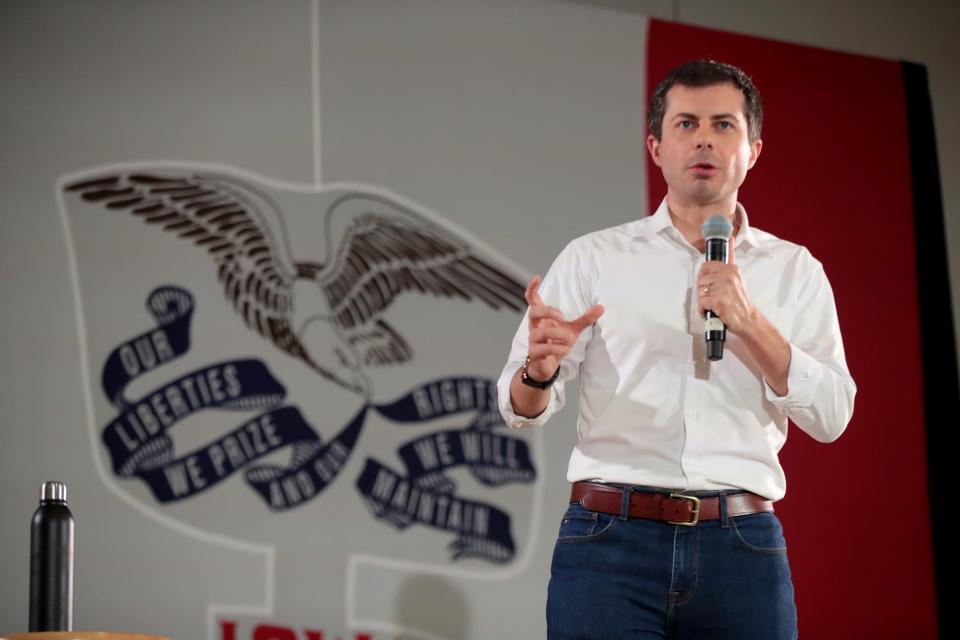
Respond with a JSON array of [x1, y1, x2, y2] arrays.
[[99, 286, 534, 561]]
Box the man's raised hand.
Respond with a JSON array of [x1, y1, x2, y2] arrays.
[[524, 275, 604, 380]]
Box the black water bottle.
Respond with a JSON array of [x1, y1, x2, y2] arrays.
[[29, 480, 74, 631]]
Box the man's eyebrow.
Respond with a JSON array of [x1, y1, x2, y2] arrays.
[[669, 112, 740, 121]]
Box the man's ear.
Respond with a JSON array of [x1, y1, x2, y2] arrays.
[[646, 134, 662, 167], [747, 138, 763, 170]]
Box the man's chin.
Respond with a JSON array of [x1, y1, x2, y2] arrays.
[[683, 185, 724, 206]]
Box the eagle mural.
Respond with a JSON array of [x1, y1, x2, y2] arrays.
[[65, 172, 526, 400]]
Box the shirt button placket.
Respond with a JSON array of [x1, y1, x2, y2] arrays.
[[681, 252, 706, 487]]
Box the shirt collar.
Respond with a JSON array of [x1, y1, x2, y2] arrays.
[[633, 197, 764, 252]]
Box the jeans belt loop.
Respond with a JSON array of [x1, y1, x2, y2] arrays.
[[618, 485, 633, 521], [719, 492, 730, 529]]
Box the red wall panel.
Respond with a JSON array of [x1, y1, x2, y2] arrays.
[[647, 19, 935, 637]]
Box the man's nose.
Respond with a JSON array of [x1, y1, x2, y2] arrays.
[[693, 125, 715, 149]]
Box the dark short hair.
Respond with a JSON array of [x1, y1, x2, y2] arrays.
[[647, 60, 763, 142]]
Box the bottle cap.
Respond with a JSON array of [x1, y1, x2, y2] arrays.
[[40, 481, 67, 503]]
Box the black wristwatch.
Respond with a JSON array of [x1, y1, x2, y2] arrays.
[[520, 356, 561, 389]]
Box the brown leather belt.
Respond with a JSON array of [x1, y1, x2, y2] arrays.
[[571, 481, 773, 526]]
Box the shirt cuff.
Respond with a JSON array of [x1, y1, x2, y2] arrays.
[[763, 342, 823, 409], [498, 383, 558, 429]]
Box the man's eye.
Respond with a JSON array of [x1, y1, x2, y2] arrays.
[[678, 121, 694, 129], [717, 121, 733, 129]]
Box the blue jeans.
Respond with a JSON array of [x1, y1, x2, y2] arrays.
[[546, 486, 798, 639]]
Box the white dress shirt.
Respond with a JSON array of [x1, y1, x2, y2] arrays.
[[497, 198, 856, 501]]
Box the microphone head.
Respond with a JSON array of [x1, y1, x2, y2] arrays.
[[701, 215, 734, 241]]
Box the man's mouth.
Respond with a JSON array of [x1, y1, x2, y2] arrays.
[[689, 162, 719, 176]]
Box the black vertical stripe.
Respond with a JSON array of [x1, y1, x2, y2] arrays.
[[903, 60, 955, 639]]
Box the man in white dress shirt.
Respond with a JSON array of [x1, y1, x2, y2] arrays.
[[497, 60, 856, 639]]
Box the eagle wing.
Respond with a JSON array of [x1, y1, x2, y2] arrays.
[[318, 194, 526, 367], [64, 172, 315, 369]]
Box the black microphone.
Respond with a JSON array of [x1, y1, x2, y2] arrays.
[[701, 215, 734, 361]]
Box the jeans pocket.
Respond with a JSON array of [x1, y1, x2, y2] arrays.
[[730, 512, 788, 555], [556, 502, 618, 543]]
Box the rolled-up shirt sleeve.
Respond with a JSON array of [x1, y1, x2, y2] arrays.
[[497, 240, 595, 429], [763, 256, 857, 443]]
